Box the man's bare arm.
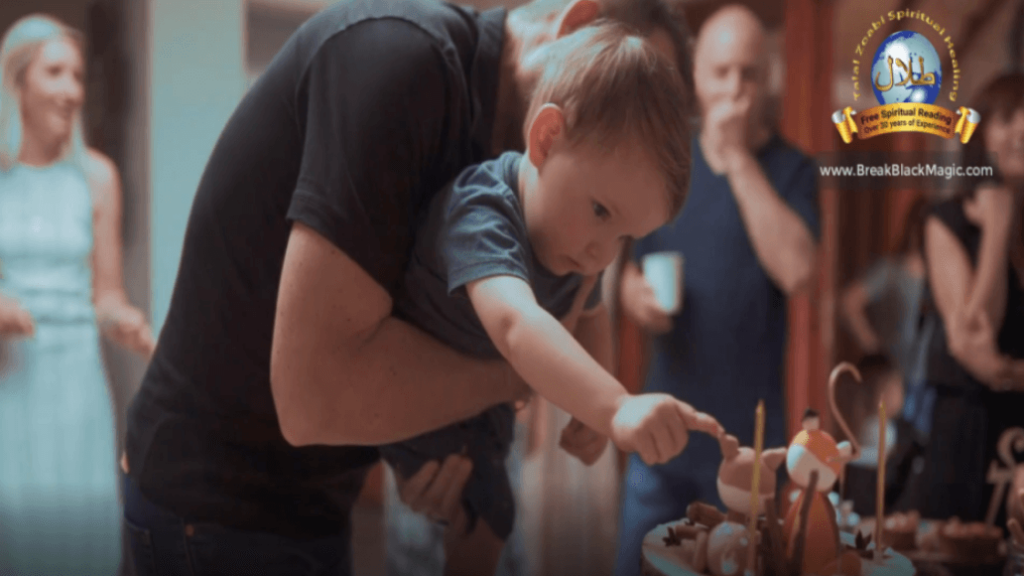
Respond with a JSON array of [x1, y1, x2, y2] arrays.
[[270, 223, 521, 447], [726, 152, 817, 295]]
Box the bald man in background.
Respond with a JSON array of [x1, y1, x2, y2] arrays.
[[614, 6, 820, 574]]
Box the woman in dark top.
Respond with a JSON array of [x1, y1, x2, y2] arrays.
[[910, 72, 1024, 523]]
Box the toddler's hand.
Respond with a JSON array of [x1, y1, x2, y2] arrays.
[[609, 393, 723, 465], [559, 417, 609, 466]]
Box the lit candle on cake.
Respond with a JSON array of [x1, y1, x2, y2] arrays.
[[746, 400, 765, 573], [875, 400, 886, 560]]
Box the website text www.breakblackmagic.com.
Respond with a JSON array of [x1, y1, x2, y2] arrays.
[[819, 163, 994, 179], [814, 151, 1002, 191]]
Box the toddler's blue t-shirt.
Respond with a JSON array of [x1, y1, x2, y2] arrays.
[[395, 151, 602, 357]]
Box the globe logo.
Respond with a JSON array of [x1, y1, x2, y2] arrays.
[[871, 31, 942, 106]]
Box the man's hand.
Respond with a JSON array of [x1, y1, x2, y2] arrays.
[[559, 417, 609, 465], [702, 94, 753, 175], [395, 454, 473, 530], [619, 263, 672, 334], [0, 293, 34, 338], [609, 393, 723, 465]]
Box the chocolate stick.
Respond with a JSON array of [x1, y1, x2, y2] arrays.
[[790, 470, 819, 576], [761, 496, 788, 576]]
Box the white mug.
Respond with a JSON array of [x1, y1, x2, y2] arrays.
[[642, 251, 684, 314]]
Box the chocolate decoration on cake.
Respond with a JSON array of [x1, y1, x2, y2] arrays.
[[987, 427, 1024, 526], [782, 363, 863, 575], [716, 433, 787, 522], [640, 364, 918, 576]]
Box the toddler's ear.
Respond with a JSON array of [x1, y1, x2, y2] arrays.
[[527, 104, 565, 169], [554, 0, 600, 38]]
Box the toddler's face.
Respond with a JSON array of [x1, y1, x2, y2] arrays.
[[524, 136, 671, 277]]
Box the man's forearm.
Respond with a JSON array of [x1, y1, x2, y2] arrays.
[[727, 153, 817, 294], [280, 315, 512, 446], [842, 284, 881, 351]]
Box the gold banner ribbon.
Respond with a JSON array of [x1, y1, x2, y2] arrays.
[[831, 104, 980, 143]]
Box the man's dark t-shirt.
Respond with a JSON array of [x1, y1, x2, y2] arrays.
[[125, 0, 506, 540]]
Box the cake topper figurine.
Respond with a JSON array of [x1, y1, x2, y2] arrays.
[[783, 362, 863, 575], [716, 432, 788, 521], [710, 401, 787, 576]]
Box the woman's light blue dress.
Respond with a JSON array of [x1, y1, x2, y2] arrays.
[[0, 160, 121, 575]]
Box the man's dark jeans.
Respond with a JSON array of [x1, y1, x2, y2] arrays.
[[122, 474, 351, 576]]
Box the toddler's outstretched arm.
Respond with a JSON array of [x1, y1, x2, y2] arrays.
[[466, 275, 723, 464]]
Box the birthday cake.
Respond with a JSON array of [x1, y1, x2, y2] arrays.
[[641, 363, 918, 576], [641, 517, 917, 576]]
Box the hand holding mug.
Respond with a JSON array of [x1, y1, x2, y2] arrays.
[[620, 254, 682, 335]]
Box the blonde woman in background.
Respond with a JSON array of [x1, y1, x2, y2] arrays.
[[0, 14, 154, 575]]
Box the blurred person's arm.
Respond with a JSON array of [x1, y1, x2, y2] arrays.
[[703, 97, 817, 295], [88, 150, 155, 357], [841, 280, 882, 353], [841, 262, 889, 353], [725, 151, 817, 295], [271, 224, 527, 447], [959, 184, 1016, 332], [924, 213, 1017, 389]]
